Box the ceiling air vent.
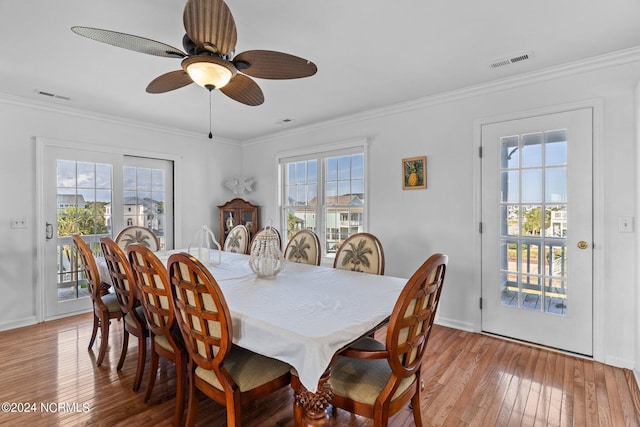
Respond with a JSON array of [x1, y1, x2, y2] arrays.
[[34, 89, 71, 101], [490, 51, 534, 69]]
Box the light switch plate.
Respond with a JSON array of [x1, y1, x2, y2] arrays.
[[618, 216, 634, 233], [10, 218, 27, 229]]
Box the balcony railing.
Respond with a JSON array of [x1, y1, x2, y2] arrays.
[[500, 238, 567, 315], [57, 234, 110, 301]]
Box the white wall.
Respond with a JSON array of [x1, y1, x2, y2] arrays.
[[242, 59, 640, 368], [0, 96, 242, 330], [0, 55, 637, 369]]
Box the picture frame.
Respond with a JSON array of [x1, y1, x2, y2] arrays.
[[402, 156, 427, 190]]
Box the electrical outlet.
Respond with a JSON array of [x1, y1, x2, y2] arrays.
[[10, 218, 27, 229], [618, 216, 634, 233]]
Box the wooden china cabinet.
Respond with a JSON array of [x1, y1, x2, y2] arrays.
[[218, 198, 259, 249]]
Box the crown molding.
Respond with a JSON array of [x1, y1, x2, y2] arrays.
[[243, 45, 640, 146], [0, 91, 241, 146]]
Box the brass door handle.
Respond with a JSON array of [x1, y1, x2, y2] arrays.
[[577, 241, 589, 249]]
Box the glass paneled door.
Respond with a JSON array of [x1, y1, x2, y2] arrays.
[[43, 146, 119, 318], [481, 108, 593, 356], [40, 143, 174, 320]]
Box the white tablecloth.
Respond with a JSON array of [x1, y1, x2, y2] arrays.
[[100, 249, 405, 392]]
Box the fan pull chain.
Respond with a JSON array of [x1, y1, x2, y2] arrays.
[[208, 88, 213, 139]]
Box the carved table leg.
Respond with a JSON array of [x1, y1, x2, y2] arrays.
[[291, 369, 333, 426]]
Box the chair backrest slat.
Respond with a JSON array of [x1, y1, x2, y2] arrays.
[[72, 235, 102, 304], [168, 253, 233, 371], [127, 244, 174, 337], [386, 253, 447, 377], [100, 237, 138, 315]]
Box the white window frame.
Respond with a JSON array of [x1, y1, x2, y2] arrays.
[[276, 138, 368, 261]]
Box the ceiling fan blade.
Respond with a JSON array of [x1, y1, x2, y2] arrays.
[[146, 70, 194, 93], [71, 26, 186, 58], [183, 0, 237, 55], [220, 74, 264, 106], [233, 50, 317, 79]]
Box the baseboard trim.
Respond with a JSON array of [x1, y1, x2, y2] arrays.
[[434, 316, 474, 332], [0, 316, 38, 332]]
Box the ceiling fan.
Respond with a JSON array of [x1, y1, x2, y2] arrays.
[[71, 0, 317, 110]]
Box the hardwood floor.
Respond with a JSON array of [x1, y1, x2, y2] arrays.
[[0, 313, 638, 426]]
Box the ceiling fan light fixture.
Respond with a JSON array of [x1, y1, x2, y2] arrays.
[[182, 55, 236, 90]]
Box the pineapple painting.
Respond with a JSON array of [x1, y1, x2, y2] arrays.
[[402, 156, 427, 190]]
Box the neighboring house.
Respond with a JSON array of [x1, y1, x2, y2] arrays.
[[104, 197, 164, 234], [56, 194, 86, 209], [291, 194, 364, 252]]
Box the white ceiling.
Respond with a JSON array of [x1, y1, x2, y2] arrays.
[[2, 0, 640, 141]]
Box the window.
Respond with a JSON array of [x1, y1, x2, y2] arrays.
[[280, 143, 366, 257]]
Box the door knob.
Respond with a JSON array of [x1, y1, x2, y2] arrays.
[[577, 240, 589, 249]]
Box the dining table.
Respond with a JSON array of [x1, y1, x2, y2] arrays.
[[98, 248, 407, 424]]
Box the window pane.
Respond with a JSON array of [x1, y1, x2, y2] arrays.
[[521, 133, 542, 168], [521, 205, 543, 236], [338, 156, 351, 180], [338, 181, 350, 199], [96, 163, 112, 189], [295, 162, 307, 185], [77, 162, 95, 189], [500, 136, 519, 169], [352, 154, 364, 179], [545, 130, 567, 166], [307, 160, 317, 183], [521, 169, 541, 203], [352, 179, 364, 195], [325, 182, 337, 199], [151, 169, 164, 191], [123, 166, 136, 190], [136, 168, 151, 191], [500, 171, 519, 203], [282, 149, 365, 258], [545, 167, 566, 203], [326, 157, 338, 181]]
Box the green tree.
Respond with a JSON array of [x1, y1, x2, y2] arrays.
[[287, 211, 297, 239], [522, 207, 551, 235], [57, 206, 108, 236]]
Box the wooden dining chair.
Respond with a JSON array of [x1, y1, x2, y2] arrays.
[[333, 232, 385, 275], [167, 252, 291, 427], [127, 244, 186, 427], [116, 226, 160, 251], [328, 253, 448, 427], [223, 224, 249, 254], [284, 229, 321, 266], [72, 234, 122, 367], [100, 237, 149, 391]]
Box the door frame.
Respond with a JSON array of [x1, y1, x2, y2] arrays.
[[35, 136, 184, 322], [472, 98, 605, 361]]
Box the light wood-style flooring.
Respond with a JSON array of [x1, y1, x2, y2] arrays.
[[0, 313, 638, 426]]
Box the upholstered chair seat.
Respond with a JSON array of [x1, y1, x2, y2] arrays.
[[194, 345, 291, 392], [100, 293, 121, 313]]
